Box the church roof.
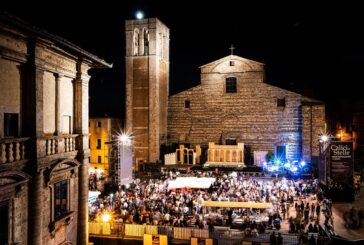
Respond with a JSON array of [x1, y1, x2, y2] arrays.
[[301, 96, 324, 105], [199, 55, 264, 69]]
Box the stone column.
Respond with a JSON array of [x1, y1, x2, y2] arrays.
[[55, 74, 63, 135], [179, 145, 184, 164], [28, 170, 43, 245], [196, 145, 201, 164], [74, 62, 90, 245]]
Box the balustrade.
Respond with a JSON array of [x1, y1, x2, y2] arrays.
[[0, 137, 29, 164], [43, 134, 78, 156]]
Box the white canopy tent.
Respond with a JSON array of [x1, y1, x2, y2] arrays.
[[167, 177, 216, 190]]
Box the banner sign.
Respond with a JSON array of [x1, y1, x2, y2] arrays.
[[330, 141, 353, 187]]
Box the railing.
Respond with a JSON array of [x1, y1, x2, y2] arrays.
[[0, 137, 29, 164], [88, 222, 333, 245], [88, 222, 208, 239], [39, 134, 78, 157]]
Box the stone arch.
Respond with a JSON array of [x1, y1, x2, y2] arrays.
[[0, 170, 30, 191], [211, 59, 254, 73], [133, 28, 140, 56], [208, 149, 213, 162], [214, 150, 219, 161], [44, 158, 80, 186], [226, 150, 230, 162], [232, 150, 237, 162], [220, 150, 224, 162], [143, 28, 149, 55]]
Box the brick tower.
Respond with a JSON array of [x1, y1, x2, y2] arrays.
[[125, 18, 169, 170]]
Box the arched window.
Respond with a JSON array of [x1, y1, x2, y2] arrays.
[[143, 29, 149, 55], [226, 150, 230, 162], [133, 29, 139, 56], [232, 150, 237, 162], [226, 77, 237, 93]]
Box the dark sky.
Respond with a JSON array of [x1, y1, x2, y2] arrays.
[[2, 1, 364, 122]]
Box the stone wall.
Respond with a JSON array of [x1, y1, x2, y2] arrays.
[[1, 14, 110, 245], [168, 55, 325, 162], [125, 18, 169, 167], [0, 58, 21, 138], [89, 118, 120, 175]]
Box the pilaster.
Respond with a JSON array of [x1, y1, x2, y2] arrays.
[[28, 170, 43, 245], [74, 61, 90, 245], [55, 74, 63, 135]]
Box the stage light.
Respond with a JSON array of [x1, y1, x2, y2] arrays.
[[102, 213, 111, 222], [284, 162, 291, 169], [300, 161, 306, 167], [320, 134, 329, 142]]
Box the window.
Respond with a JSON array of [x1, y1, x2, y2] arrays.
[[226, 77, 237, 93], [97, 139, 101, 149], [184, 100, 190, 109], [277, 98, 286, 107], [4, 113, 18, 137], [276, 145, 286, 161], [62, 115, 72, 134], [225, 139, 237, 145], [98, 156, 102, 163], [230, 61, 235, 66], [54, 180, 68, 220], [97, 121, 101, 127], [0, 200, 9, 245]]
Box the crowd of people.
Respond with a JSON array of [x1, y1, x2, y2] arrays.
[[89, 169, 335, 240]]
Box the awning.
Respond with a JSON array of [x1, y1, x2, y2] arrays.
[[201, 201, 272, 209]]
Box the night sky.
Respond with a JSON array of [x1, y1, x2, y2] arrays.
[[2, 1, 364, 124]]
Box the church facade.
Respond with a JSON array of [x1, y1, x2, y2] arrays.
[[168, 55, 325, 164], [125, 17, 325, 167]]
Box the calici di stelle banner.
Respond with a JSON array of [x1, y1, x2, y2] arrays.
[[329, 141, 354, 187]]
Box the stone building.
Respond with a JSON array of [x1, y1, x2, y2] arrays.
[[89, 117, 120, 176], [0, 12, 111, 245], [168, 55, 325, 164], [125, 17, 325, 167], [125, 18, 169, 170]]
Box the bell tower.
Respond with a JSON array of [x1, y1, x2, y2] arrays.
[[125, 18, 169, 169]]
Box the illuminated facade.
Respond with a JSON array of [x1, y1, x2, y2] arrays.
[[125, 18, 169, 170], [89, 118, 120, 175], [0, 12, 111, 245], [125, 16, 325, 167], [168, 55, 326, 164]]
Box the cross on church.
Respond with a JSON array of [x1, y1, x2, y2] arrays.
[[229, 45, 235, 55]]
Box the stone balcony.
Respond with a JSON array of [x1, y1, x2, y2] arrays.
[[0, 137, 30, 165], [37, 134, 78, 158]]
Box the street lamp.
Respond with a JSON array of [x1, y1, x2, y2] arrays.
[[117, 131, 133, 188], [318, 133, 332, 185]]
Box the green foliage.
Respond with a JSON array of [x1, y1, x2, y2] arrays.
[[266, 150, 275, 162]]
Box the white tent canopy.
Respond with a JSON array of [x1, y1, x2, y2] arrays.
[[167, 177, 216, 190]]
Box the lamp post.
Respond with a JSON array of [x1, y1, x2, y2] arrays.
[[318, 133, 330, 185], [117, 133, 133, 188]]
